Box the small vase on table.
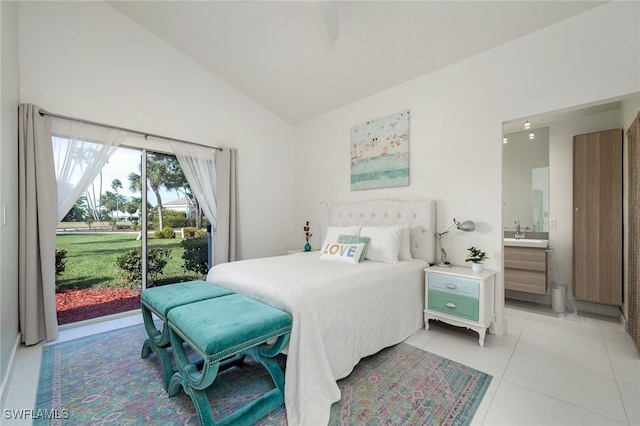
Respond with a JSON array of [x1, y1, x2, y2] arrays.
[[303, 221, 313, 252]]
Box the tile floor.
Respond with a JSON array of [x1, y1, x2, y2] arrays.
[[2, 300, 639, 425]]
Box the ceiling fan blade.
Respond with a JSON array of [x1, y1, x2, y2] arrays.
[[318, 0, 340, 41]]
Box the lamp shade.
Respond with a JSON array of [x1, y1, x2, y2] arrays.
[[457, 220, 476, 232], [436, 218, 475, 239]]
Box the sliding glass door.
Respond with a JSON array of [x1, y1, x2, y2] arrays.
[[55, 147, 144, 324], [55, 146, 210, 325]]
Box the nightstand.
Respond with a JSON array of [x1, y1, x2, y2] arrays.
[[286, 249, 317, 255], [424, 266, 496, 347]]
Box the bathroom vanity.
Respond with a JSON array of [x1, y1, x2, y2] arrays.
[[504, 238, 548, 295]]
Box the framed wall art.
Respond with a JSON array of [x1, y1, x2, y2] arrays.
[[350, 110, 410, 190]]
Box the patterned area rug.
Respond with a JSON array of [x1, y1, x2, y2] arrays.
[[35, 324, 491, 425]]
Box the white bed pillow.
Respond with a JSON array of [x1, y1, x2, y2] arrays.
[[399, 225, 413, 260], [320, 242, 366, 264], [359, 225, 403, 263], [323, 226, 361, 247]]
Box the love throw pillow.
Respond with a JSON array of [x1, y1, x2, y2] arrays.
[[336, 234, 371, 262], [320, 242, 366, 264]]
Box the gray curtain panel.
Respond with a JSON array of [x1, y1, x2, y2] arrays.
[[628, 111, 639, 351], [18, 104, 58, 345], [214, 148, 238, 265]]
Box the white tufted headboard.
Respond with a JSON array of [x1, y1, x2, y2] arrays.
[[331, 200, 436, 264]]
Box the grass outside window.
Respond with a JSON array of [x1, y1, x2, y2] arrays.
[[56, 233, 205, 291]]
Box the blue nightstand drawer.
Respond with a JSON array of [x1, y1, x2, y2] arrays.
[[428, 274, 479, 299]]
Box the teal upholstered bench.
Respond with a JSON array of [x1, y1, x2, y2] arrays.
[[167, 294, 292, 426], [140, 280, 234, 390]]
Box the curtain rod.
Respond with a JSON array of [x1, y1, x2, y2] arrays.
[[38, 109, 223, 151]]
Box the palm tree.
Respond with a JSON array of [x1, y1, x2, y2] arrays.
[[128, 171, 142, 193], [146, 154, 168, 229], [128, 154, 172, 229], [111, 179, 123, 220]]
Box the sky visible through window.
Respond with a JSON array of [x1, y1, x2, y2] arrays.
[[96, 147, 181, 207]]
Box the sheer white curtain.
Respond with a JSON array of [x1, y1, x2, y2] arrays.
[[168, 140, 218, 231], [169, 142, 237, 264], [51, 117, 127, 222]]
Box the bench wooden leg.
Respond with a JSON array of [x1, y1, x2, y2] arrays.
[[140, 303, 174, 391], [248, 338, 286, 395], [167, 328, 290, 426], [141, 303, 246, 393]]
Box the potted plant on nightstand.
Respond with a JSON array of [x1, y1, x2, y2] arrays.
[[465, 246, 489, 273]]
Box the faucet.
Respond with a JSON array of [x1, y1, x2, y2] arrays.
[[514, 221, 526, 239]]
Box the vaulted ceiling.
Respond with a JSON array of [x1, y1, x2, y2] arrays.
[[108, 1, 606, 124]]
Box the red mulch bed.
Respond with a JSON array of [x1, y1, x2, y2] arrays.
[[56, 288, 141, 325]]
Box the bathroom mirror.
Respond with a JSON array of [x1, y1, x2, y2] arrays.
[[502, 127, 549, 233]]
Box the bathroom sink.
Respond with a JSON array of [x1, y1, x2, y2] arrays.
[[503, 238, 548, 248]]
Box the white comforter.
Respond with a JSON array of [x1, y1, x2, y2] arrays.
[[206, 252, 426, 426]]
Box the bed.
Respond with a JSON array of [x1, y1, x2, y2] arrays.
[[206, 199, 436, 425]]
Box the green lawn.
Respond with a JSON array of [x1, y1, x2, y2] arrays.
[[56, 233, 205, 290]]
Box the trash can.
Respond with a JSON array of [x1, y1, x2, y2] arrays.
[[551, 282, 567, 313]]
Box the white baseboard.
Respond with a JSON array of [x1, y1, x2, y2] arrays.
[[58, 308, 141, 331], [506, 290, 622, 318], [0, 332, 21, 408]]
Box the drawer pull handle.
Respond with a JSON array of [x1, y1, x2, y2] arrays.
[[446, 283, 457, 289], [446, 302, 457, 309]]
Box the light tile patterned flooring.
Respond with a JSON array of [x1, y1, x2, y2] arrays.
[[2, 300, 639, 425]]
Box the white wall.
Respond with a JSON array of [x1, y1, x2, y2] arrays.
[[293, 1, 640, 333], [0, 0, 20, 403], [18, 0, 297, 260]]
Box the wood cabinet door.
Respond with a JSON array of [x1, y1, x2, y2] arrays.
[[573, 129, 622, 305]]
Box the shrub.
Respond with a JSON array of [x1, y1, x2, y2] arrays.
[[182, 227, 207, 239], [154, 226, 175, 239], [115, 248, 171, 287], [188, 216, 210, 228], [181, 237, 209, 276], [55, 249, 68, 277], [150, 208, 190, 229]]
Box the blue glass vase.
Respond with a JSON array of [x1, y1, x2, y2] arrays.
[[304, 241, 312, 252]]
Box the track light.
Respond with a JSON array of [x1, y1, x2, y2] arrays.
[[524, 120, 531, 129]]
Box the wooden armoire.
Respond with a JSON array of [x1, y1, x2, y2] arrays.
[[573, 129, 623, 306]]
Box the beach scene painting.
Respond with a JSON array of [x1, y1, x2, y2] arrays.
[[351, 110, 410, 190]]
